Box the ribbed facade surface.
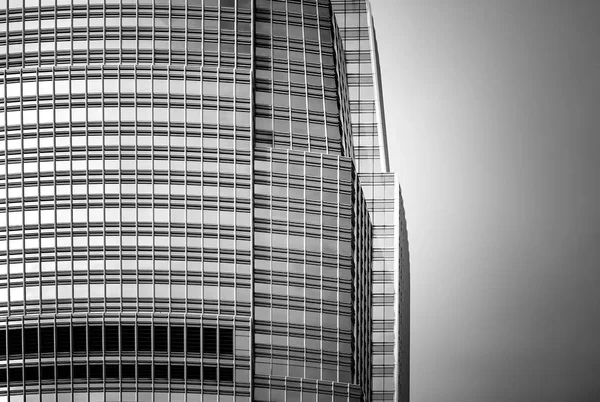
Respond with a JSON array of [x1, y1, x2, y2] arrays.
[[332, 0, 410, 401], [0, 0, 408, 401]]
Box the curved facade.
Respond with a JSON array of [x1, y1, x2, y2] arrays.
[[1, 0, 255, 400], [0, 0, 408, 401], [332, 0, 410, 401]]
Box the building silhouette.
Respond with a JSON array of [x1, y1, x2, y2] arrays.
[[0, 0, 408, 401]]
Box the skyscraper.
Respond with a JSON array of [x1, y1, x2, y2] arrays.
[[332, 1, 410, 401], [0, 0, 408, 401]]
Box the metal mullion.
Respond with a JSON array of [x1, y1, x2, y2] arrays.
[[285, 149, 291, 380], [35, 0, 42, 68], [34, 70, 43, 314], [101, 0, 106, 65], [183, 0, 188, 66], [133, 67, 141, 317], [216, 69, 222, 322], [128, 67, 137, 321], [198, 70, 204, 319], [336, 157, 343, 382], [150, 315, 156, 396], [50, 0, 58, 68], [0, 71, 4, 283], [216, 1, 222, 69], [50, 69, 59, 317], [301, 151, 308, 380], [231, 44, 238, 399], [67, 64, 76, 316], [168, 0, 172, 64], [134, 317, 139, 397], [167, 320, 171, 394], [166, 66, 172, 318], [318, 155, 326, 381], [116, 316, 123, 401], [118, 0, 123, 66], [115, 67, 123, 317], [135, 0, 140, 66], [299, 0, 314, 154], [149, 66, 156, 320], [182, 72, 189, 319], [183, 315, 188, 392], [67, 0, 74, 67], [150, 0, 155, 65], [75, 316, 80, 396]]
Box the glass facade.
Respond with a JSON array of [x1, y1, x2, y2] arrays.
[[0, 0, 408, 401], [332, 1, 410, 401]]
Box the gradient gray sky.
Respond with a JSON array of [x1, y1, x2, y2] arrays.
[[368, 1, 600, 401]]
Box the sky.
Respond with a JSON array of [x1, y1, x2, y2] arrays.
[[368, 1, 600, 401]]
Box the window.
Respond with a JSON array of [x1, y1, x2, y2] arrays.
[[171, 326, 184, 353], [105, 325, 119, 352], [57, 327, 71, 353], [154, 326, 168, 353], [89, 325, 102, 353], [203, 365, 217, 382], [203, 327, 217, 355], [121, 325, 135, 352], [8, 329, 22, 356], [219, 327, 234, 356]]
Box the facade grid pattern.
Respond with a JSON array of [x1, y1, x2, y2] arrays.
[[332, 0, 410, 401], [0, 0, 409, 401]]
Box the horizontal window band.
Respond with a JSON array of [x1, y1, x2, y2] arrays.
[[0, 363, 235, 385], [0, 323, 234, 359]]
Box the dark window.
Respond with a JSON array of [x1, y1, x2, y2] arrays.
[[219, 366, 234, 382], [187, 327, 201, 354], [72, 326, 86, 353], [57, 326, 71, 353], [184, 364, 199, 383], [0, 368, 6, 384], [8, 328, 22, 356], [138, 325, 152, 352], [105, 325, 119, 352], [0, 331, 5, 358], [105, 364, 120, 380], [89, 364, 103, 380], [73, 364, 87, 380], [56, 365, 70, 380], [89, 325, 103, 353], [122, 364, 136, 379], [121, 325, 135, 352], [9, 367, 22, 383], [24, 328, 38, 355], [24, 366, 38, 382], [40, 365, 54, 381], [171, 364, 185, 380], [203, 365, 217, 382], [40, 327, 54, 354], [219, 327, 234, 356], [154, 364, 168, 381], [154, 326, 168, 353], [171, 326, 184, 353], [203, 327, 217, 355], [138, 364, 152, 380]]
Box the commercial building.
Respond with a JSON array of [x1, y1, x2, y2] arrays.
[[0, 0, 408, 401], [332, 2, 410, 400]]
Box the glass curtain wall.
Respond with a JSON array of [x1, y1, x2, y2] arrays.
[[0, 0, 379, 401], [0, 0, 254, 400], [332, 1, 411, 401]]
